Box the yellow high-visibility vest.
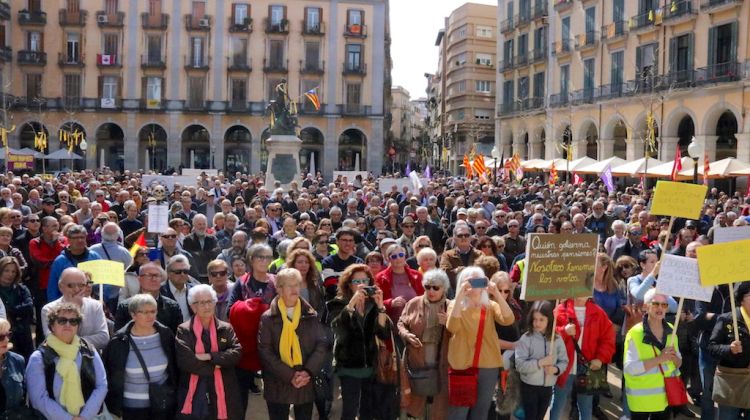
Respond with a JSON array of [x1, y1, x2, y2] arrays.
[[623, 323, 679, 413]]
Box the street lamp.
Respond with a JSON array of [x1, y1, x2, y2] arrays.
[[491, 146, 500, 183], [687, 136, 703, 185]]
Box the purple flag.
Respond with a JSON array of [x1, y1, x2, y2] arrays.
[[600, 165, 615, 193], [423, 165, 432, 179], [405, 161, 411, 175]]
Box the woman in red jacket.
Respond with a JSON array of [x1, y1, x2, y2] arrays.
[[374, 244, 424, 323], [549, 296, 615, 420]]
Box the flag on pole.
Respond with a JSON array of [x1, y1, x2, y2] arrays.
[[670, 145, 682, 181], [703, 152, 710, 186], [463, 155, 473, 178], [499, 149, 505, 180], [129, 233, 146, 258], [549, 162, 559, 188], [473, 154, 487, 183], [600, 165, 615, 193], [304, 89, 321, 111], [573, 172, 583, 185], [423, 165, 432, 179], [405, 161, 411, 176]]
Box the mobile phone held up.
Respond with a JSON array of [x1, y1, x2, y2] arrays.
[[469, 277, 488, 289]]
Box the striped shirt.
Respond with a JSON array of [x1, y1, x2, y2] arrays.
[[123, 332, 168, 409]]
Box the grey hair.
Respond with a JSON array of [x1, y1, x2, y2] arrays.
[[101, 222, 121, 242], [123, 200, 137, 211], [456, 266, 487, 291], [416, 247, 437, 264], [277, 239, 293, 258], [139, 262, 167, 280], [128, 293, 158, 315], [65, 224, 87, 238], [225, 213, 239, 223], [167, 254, 191, 270], [643, 288, 667, 305], [247, 243, 273, 259], [612, 220, 627, 231], [188, 284, 218, 305], [422, 269, 450, 291]]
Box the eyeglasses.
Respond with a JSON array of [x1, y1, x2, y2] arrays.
[[650, 302, 669, 309], [209, 270, 228, 277], [0, 332, 10, 341], [170, 269, 190, 275], [424, 285, 441, 291], [389, 252, 406, 260], [193, 300, 215, 307], [55, 317, 82, 326], [255, 255, 273, 261], [65, 282, 87, 289], [351, 278, 369, 285], [455, 233, 470, 239], [161, 234, 177, 239]]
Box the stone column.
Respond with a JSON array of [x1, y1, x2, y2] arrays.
[[736, 133, 750, 162], [367, 120, 384, 176], [627, 137, 645, 161], [658, 137, 679, 161], [167, 113, 181, 169], [597, 138, 614, 160], [323, 116, 338, 181], [123, 113, 137, 171], [572, 139, 587, 159], [212, 114, 224, 172], [695, 135, 718, 161]]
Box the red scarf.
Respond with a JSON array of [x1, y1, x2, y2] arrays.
[[181, 316, 228, 419]]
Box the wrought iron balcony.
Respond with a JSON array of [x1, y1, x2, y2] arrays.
[[18, 50, 46, 65], [552, 39, 572, 56], [228, 56, 252, 72], [571, 88, 598, 105], [531, 4, 548, 20], [0, 46, 11, 63], [58, 9, 86, 26], [554, 0, 573, 12], [300, 59, 325, 74], [265, 18, 289, 34], [695, 62, 740, 85], [58, 52, 84, 67], [302, 20, 325, 35], [0, 2, 9, 20], [96, 11, 124, 27], [344, 23, 367, 38], [700, 0, 744, 12], [263, 58, 288, 73], [629, 10, 659, 31], [500, 18, 515, 34], [549, 93, 569, 108], [141, 54, 166, 69], [575, 31, 599, 50], [343, 62, 367, 76], [663, 70, 695, 88], [515, 53, 528, 67], [664, 0, 697, 22], [531, 48, 546, 63], [18, 10, 46, 26], [228, 17, 252, 32], [601, 21, 628, 41], [185, 14, 211, 31], [141, 13, 169, 29], [184, 55, 210, 70]]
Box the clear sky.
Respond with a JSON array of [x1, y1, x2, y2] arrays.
[[390, 0, 497, 100]]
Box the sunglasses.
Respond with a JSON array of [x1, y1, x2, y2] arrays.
[[55, 317, 82, 326], [209, 270, 228, 277], [455, 233, 470, 239], [424, 285, 441, 291], [170, 269, 190, 275], [650, 302, 669, 309], [161, 234, 177, 239], [389, 252, 406, 260]]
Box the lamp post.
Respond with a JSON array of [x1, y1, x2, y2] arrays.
[[491, 146, 500, 184], [687, 136, 703, 185], [79, 139, 87, 171]]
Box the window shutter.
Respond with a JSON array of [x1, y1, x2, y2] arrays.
[[160, 77, 165, 100], [231, 3, 236, 23], [283, 5, 287, 18], [635, 46, 642, 75], [730, 21, 738, 63], [141, 77, 147, 100], [668, 37, 677, 73], [117, 76, 122, 99], [39, 33, 45, 51], [707, 26, 716, 65], [97, 76, 103, 98], [687, 33, 694, 71]]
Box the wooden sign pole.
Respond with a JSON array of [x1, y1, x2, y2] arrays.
[[550, 299, 559, 349], [728, 282, 740, 342]]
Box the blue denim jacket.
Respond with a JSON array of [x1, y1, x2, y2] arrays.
[[1, 352, 26, 412]]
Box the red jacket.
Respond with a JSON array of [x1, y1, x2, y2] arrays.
[[29, 236, 68, 290], [554, 298, 615, 387], [229, 297, 270, 371], [374, 265, 424, 310]]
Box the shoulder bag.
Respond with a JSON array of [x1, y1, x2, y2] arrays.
[[128, 335, 177, 416], [572, 340, 609, 395], [652, 346, 689, 406], [447, 306, 486, 407], [375, 319, 399, 385], [712, 364, 750, 409]]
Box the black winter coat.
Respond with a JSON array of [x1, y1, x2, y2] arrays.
[[708, 309, 750, 369], [326, 297, 390, 370]]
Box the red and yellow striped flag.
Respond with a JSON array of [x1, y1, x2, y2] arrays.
[[463, 155, 473, 178]]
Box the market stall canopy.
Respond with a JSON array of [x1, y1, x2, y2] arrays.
[[520, 159, 547, 171], [0, 148, 27, 159], [729, 165, 750, 176], [677, 157, 750, 179], [536, 158, 569, 171], [610, 157, 666, 177], [45, 149, 84, 160], [17, 147, 45, 159], [636, 156, 694, 179], [575, 157, 627, 175]]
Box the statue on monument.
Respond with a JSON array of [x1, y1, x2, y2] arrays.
[[266, 79, 299, 135]]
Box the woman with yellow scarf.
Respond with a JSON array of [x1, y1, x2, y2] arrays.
[[26, 302, 108, 419], [258, 268, 328, 420]]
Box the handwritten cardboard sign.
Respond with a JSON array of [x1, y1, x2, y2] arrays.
[[655, 254, 713, 302], [696, 239, 750, 286], [713, 226, 750, 244], [520, 233, 599, 301], [78, 260, 125, 287], [650, 181, 707, 220]]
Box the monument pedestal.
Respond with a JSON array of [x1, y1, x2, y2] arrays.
[[265, 134, 302, 188]]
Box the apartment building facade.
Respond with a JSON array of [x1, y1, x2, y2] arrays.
[[433, 3, 497, 175], [2, 0, 390, 177], [497, 0, 750, 172]]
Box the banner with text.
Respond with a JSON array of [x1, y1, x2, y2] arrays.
[[649, 181, 707, 219], [655, 254, 713, 302], [6, 153, 34, 170], [697, 238, 750, 286], [520, 233, 599, 301]]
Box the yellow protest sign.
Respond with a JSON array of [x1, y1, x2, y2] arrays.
[[650, 181, 707, 219], [78, 260, 125, 287], [696, 239, 750, 286]]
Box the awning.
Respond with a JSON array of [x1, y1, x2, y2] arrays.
[[44, 149, 84, 160], [636, 157, 695, 179], [575, 157, 627, 175], [611, 157, 666, 177]]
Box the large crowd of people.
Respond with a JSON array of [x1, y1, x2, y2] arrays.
[[0, 168, 746, 419]]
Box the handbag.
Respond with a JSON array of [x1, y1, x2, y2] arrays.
[[448, 307, 486, 407], [129, 335, 177, 415], [496, 358, 522, 416], [403, 347, 440, 397], [572, 341, 609, 395], [375, 322, 399, 385], [652, 346, 689, 407], [712, 365, 750, 409]]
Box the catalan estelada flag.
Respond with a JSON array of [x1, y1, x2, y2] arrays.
[[129, 232, 146, 258], [304, 89, 321, 111]]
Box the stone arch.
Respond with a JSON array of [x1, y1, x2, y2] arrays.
[[138, 123, 168, 173], [602, 113, 628, 140], [701, 102, 742, 136], [18, 121, 48, 153], [579, 120, 599, 159], [612, 121, 627, 159], [95, 123, 125, 172], [299, 126, 324, 176], [181, 124, 211, 169], [224, 125, 252, 175], [676, 115, 695, 155], [338, 128, 367, 171], [663, 107, 698, 138], [715, 111, 738, 160]]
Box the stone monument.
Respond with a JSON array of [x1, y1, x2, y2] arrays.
[[264, 79, 302, 188]]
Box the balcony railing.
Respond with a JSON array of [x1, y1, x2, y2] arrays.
[[502, 97, 545, 115], [342, 104, 370, 115], [228, 56, 252, 72], [663, 69, 695, 88], [554, 0, 574, 12], [142, 13, 169, 29], [96, 53, 121, 68], [58, 52, 83, 67], [552, 39, 572, 56], [695, 62, 740, 85], [531, 48, 546, 63], [185, 100, 208, 111], [575, 31, 599, 50], [498, 60, 514, 72], [500, 18, 515, 34], [58, 9, 86, 26], [344, 23, 367, 37], [601, 21, 628, 41], [629, 10, 658, 31], [531, 3, 548, 20], [515, 53, 528, 67], [549, 93, 569, 108], [17, 50, 46, 65], [141, 54, 166, 69], [228, 17, 252, 32], [700, 0, 743, 11], [265, 18, 289, 33], [0, 2, 10, 20], [664, 0, 697, 21], [598, 83, 629, 100], [263, 58, 288, 73], [229, 100, 248, 112], [302, 20, 325, 35], [300, 59, 325, 74], [343, 62, 367, 75], [629, 75, 662, 94], [184, 55, 210, 70], [571, 88, 598, 105], [96, 11, 124, 27], [0, 47, 11, 63], [185, 15, 211, 31], [516, 9, 532, 26], [18, 10, 46, 25]]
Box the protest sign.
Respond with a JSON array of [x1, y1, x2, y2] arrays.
[[78, 260, 125, 287], [147, 204, 169, 233], [655, 254, 713, 302], [649, 181, 707, 219], [696, 239, 750, 286], [143, 175, 196, 191], [520, 233, 599, 301], [6, 153, 34, 170], [714, 226, 750, 244]]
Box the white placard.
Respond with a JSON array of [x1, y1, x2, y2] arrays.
[[147, 204, 169, 233], [378, 178, 431, 193], [143, 175, 196, 191], [182, 168, 219, 177], [714, 225, 750, 244], [656, 254, 713, 302]]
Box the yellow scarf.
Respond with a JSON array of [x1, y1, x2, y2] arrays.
[[278, 298, 303, 367], [741, 307, 750, 334], [45, 335, 85, 416]]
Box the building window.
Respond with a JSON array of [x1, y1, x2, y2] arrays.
[[231, 37, 248, 66], [455, 52, 467, 66], [503, 80, 513, 105], [187, 77, 205, 108], [476, 53, 492, 66], [476, 26, 493, 38], [503, 40, 513, 65], [27, 31, 42, 51], [191, 37, 205, 66], [26, 73, 42, 100], [345, 44, 362, 71], [191, 1, 205, 18], [560, 64, 569, 97], [345, 83, 361, 111], [475, 80, 491, 93], [105, 0, 118, 14], [709, 22, 737, 66], [28, 0, 41, 12], [148, 0, 161, 16], [65, 33, 80, 63], [517, 33, 528, 59], [454, 25, 467, 41], [103, 33, 118, 57], [100, 76, 117, 108], [230, 79, 246, 107], [63, 74, 81, 107], [518, 77, 529, 100], [305, 7, 321, 31], [305, 41, 320, 70], [145, 76, 162, 107], [347, 9, 363, 26], [456, 80, 466, 92], [583, 58, 595, 94], [455, 110, 465, 121], [269, 39, 284, 68], [147, 35, 162, 63], [66, 0, 80, 13], [233, 4, 249, 25], [475, 109, 492, 120], [611, 51, 623, 85], [533, 72, 544, 98], [269, 5, 285, 25]]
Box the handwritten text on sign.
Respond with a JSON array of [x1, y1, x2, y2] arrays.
[[696, 239, 750, 286], [520, 233, 599, 301], [655, 254, 713, 302], [650, 181, 707, 220]]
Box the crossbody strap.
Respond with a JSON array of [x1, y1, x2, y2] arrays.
[[127, 335, 152, 382], [472, 307, 487, 369], [572, 338, 589, 364], [651, 345, 667, 378]]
